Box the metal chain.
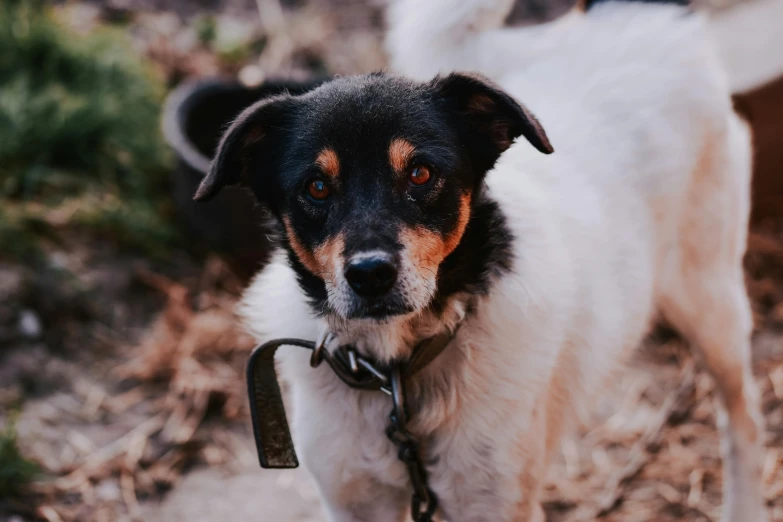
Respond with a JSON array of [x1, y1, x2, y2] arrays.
[[313, 342, 439, 522], [386, 366, 439, 522]]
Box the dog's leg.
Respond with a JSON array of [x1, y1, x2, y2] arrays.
[[660, 115, 766, 522], [318, 487, 408, 522], [530, 503, 546, 522], [664, 276, 766, 522], [295, 422, 409, 522], [510, 457, 547, 522], [303, 464, 407, 522]]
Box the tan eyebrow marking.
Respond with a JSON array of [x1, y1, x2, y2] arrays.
[[315, 148, 340, 179], [389, 138, 416, 173]]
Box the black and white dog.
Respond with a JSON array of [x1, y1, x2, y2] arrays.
[[196, 0, 766, 520]]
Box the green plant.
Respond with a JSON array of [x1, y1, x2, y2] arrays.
[[0, 0, 176, 259], [0, 416, 39, 500], [194, 14, 217, 46]]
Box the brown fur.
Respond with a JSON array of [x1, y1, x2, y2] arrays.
[[242, 126, 266, 147], [388, 138, 416, 174], [314, 234, 345, 278], [400, 194, 472, 276], [467, 93, 497, 114], [513, 411, 547, 522], [543, 341, 580, 467], [283, 216, 320, 275], [316, 148, 341, 179], [283, 216, 345, 278]]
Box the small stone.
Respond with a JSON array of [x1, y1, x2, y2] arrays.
[[239, 65, 265, 87], [48, 251, 69, 270], [18, 309, 42, 339], [95, 479, 122, 502]]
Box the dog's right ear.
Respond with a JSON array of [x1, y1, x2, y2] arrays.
[[430, 73, 552, 175], [194, 95, 298, 202]]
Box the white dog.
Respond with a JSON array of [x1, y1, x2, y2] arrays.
[[228, 0, 767, 520]]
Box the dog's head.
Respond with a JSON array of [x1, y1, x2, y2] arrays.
[[195, 73, 552, 321]]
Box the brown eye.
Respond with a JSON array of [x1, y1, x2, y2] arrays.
[[307, 179, 330, 200], [408, 166, 431, 186]]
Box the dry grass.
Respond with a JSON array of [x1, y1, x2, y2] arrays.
[[19, 257, 255, 521], [18, 223, 783, 522]]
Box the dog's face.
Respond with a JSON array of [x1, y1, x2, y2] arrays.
[[196, 73, 552, 320]]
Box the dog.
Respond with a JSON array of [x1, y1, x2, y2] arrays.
[[194, 0, 767, 520]]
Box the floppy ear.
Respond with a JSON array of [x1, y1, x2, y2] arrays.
[[431, 73, 553, 173], [194, 95, 296, 202]]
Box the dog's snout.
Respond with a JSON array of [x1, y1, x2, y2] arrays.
[[344, 255, 398, 297]]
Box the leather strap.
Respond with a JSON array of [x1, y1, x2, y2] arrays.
[[246, 338, 313, 468], [402, 325, 461, 378]]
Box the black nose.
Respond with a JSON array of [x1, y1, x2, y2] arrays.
[[344, 256, 398, 297]]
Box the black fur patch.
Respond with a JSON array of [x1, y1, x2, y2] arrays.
[[295, 188, 515, 317], [197, 73, 538, 320], [433, 190, 514, 307]]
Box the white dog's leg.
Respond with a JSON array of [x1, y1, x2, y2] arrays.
[[292, 416, 409, 522], [529, 502, 546, 522], [665, 275, 766, 522], [692, 280, 766, 522], [318, 488, 408, 522], [288, 386, 409, 522], [660, 115, 766, 522], [304, 455, 407, 522]]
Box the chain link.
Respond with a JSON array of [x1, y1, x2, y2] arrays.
[[386, 366, 438, 522], [310, 343, 439, 521]]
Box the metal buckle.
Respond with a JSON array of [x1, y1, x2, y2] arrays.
[[310, 330, 335, 368]]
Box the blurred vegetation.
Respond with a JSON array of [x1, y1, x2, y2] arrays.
[[0, 415, 39, 501], [0, 0, 175, 260]]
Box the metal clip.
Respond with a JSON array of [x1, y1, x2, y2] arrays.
[[389, 366, 408, 427], [347, 348, 359, 373], [357, 358, 390, 385], [311, 330, 335, 368]]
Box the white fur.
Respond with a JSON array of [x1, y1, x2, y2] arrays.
[[707, 0, 783, 93], [241, 3, 766, 521]]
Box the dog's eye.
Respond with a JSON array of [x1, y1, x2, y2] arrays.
[[408, 166, 431, 187], [306, 179, 330, 201]]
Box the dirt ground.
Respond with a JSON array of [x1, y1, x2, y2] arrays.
[[8, 233, 783, 522], [2, 1, 783, 521]]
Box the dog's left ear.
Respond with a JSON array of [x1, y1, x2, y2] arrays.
[[431, 73, 553, 173], [193, 95, 297, 203]]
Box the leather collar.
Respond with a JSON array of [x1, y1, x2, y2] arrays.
[[246, 323, 462, 468]]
